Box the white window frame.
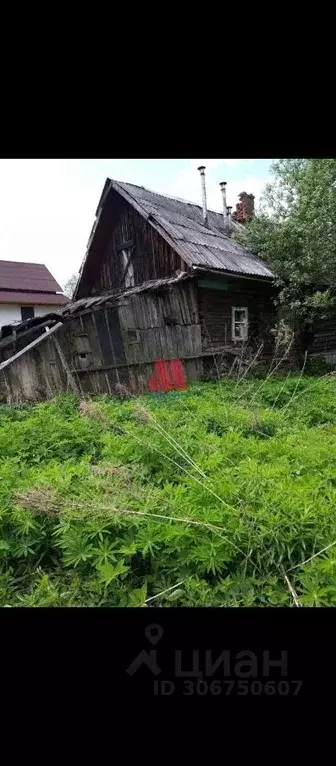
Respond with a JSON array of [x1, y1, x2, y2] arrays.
[[232, 306, 248, 341]]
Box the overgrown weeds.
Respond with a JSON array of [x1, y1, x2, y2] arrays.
[[1, 374, 336, 606]]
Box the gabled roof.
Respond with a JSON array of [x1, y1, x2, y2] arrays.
[[75, 178, 274, 299], [0, 260, 64, 293]]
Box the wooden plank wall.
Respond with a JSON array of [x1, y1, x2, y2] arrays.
[[2, 329, 70, 403], [69, 282, 202, 395], [80, 196, 185, 296], [1, 281, 204, 402], [119, 282, 201, 365], [3, 277, 286, 402]]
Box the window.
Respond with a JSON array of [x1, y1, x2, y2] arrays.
[[72, 334, 90, 354], [71, 334, 92, 367], [122, 249, 135, 288], [126, 329, 140, 344], [232, 306, 248, 341], [21, 306, 35, 321]]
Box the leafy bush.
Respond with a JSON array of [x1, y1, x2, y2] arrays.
[[1, 375, 336, 606]]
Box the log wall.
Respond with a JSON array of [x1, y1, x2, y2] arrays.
[[311, 317, 336, 356], [199, 276, 277, 356]]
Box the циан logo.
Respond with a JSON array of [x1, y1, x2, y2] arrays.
[[126, 624, 164, 676]]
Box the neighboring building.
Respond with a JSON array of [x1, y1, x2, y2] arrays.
[[0, 169, 280, 403], [0, 260, 68, 328]]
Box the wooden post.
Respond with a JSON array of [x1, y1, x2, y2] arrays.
[[52, 334, 82, 396]]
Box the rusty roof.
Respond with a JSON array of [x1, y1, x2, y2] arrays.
[[0, 260, 63, 293], [75, 179, 274, 298]]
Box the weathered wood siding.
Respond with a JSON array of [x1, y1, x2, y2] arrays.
[[1, 281, 203, 402], [119, 282, 201, 364], [311, 317, 336, 358], [1, 327, 71, 403], [78, 193, 186, 298], [198, 276, 277, 355], [69, 282, 202, 394]]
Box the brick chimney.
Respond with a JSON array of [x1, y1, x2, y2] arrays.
[[232, 192, 255, 223]]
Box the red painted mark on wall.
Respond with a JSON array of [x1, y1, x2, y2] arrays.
[[169, 359, 188, 390], [148, 359, 187, 392]]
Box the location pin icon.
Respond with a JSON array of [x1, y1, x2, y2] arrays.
[[145, 624, 164, 645]]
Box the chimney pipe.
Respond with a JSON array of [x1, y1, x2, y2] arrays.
[[197, 166, 208, 227], [226, 206, 232, 226], [219, 181, 227, 224]]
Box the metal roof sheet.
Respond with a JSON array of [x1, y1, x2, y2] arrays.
[[112, 181, 274, 278], [74, 178, 274, 299]]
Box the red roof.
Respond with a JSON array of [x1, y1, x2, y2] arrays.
[[0, 260, 63, 293], [0, 291, 68, 306]]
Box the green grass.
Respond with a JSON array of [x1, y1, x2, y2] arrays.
[[1, 373, 336, 607]]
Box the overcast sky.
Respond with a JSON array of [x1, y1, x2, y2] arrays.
[[0, 159, 273, 289]]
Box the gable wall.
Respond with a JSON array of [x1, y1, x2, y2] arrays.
[[78, 193, 186, 298]]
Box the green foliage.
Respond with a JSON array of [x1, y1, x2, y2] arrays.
[[0, 395, 104, 466], [235, 158, 336, 326], [1, 379, 336, 606]]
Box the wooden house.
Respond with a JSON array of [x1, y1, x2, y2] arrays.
[[0, 169, 279, 403]]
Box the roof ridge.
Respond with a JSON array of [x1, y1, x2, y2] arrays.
[[0, 259, 50, 268], [113, 179, 225, 217]]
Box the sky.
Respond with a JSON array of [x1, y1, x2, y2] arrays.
[[0, 159, 273, 290]]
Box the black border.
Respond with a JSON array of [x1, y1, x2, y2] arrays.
[[2, 606, 335, 713], [2, 84, 330, 161]]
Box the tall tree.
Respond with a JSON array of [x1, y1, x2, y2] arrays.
[[235, 159, 336, 326], [63, 273, 78, 299]]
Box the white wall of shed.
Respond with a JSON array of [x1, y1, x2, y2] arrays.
[[0, 304, 58, 328]]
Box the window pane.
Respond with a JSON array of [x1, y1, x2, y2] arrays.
[[234, 323, 244, 339], [122, 249, 135, 288], [235, 310, 246, 323]]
